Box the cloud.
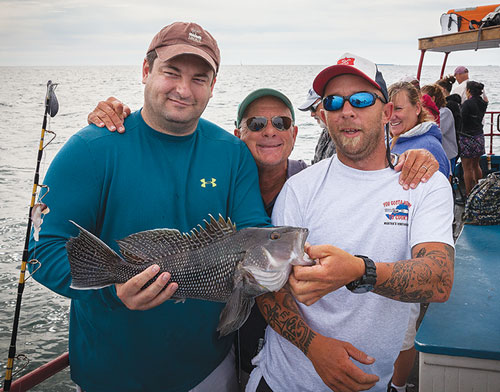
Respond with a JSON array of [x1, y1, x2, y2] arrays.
[[0, 0, 498, 65]]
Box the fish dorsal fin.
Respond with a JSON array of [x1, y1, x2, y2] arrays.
[[117, 228, 184, 264], [202, 214, 236, 240], [117, 214, 236, 264]]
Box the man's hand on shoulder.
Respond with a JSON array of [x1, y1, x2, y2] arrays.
[[394, 149, 439, 190], [116, 264, 178, 310], [87, 96, 131, 133], [289, 244, 365, 306], [308, 334, 379, 391]]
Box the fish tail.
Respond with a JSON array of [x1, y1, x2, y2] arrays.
[[66, 221, 123, 290], [217, 282, 255, 337]]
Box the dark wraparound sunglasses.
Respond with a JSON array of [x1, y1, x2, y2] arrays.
[[323, 92, 386, 112], [244, 116, 292, 132], [310, 100, 321, 113]]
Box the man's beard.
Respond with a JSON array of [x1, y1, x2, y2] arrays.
[[328, 115, 384, 162]]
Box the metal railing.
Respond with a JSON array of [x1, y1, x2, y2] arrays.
[[485, 110, 500, 155]]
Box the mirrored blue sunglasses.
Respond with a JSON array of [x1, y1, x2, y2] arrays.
[[323, 92, 386, 112]]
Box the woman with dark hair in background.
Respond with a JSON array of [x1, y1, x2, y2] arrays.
[[437, 75, 463, 141], [459, 81, 488, 195]]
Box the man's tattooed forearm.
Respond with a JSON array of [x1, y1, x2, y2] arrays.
[[374, 260, 434, 301], [258, 291, 316, 355], [374, 244, 454, 302]]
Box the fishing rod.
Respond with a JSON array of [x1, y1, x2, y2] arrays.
[[3, 81, 58, 392]]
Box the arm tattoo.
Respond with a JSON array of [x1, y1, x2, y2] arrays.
[[374, 243, 454, 302], [258, 287, 316, 356]]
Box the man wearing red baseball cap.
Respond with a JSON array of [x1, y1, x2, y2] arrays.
[[247, 53, 454, 392], [28, 22, 270, 392]]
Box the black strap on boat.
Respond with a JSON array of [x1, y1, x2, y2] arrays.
[[2, 81, 58, 392], [475, 25, 483, 51]]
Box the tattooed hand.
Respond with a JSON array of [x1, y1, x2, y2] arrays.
[[257, 287, 379, 391]]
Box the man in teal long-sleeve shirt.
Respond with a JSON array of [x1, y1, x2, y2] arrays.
[[28, 22, 270, 392]]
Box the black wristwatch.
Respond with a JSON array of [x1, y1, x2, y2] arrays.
[[346, 255, 377, 293]]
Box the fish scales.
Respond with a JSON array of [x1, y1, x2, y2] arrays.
[[66, 214, 310, 335], [116, 228, 247, 301], [150, 240, 244, 301]]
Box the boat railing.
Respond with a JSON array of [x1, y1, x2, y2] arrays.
[[0, 352, 69, 392], [485, 110, 500, 155]]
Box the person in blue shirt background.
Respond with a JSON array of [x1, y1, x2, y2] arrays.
[[28, 21, 270, 392]]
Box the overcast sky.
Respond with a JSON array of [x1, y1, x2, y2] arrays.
[[1, 0, 499, 66]]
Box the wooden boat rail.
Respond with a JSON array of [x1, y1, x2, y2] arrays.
[[0, 352, 69, 392]]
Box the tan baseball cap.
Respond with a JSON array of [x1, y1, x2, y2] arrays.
[[147, 22, 220, 73]]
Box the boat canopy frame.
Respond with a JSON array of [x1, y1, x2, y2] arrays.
[[416, 25, 500, 80], [416, 25, 500, 155]]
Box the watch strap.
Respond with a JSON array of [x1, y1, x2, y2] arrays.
[[346, 255, 377, 293]]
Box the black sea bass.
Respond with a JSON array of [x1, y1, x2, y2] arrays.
[[66, 215, 311, 336]]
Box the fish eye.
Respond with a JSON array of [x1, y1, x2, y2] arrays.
[[270, 232, 281, 240]]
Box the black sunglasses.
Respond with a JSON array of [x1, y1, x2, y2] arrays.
[[244, 116, 292, 132], [323, 92, 386, 112], [310, 100, 321, 113]]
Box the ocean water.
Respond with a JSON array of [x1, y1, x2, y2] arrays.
[[0, 65, 499, 390]]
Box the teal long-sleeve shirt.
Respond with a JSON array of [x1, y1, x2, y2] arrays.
[[28, 111, 270, 391]]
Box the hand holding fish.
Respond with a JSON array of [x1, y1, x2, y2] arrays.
[[289, 244, 365, 306], [66, 216, 310, 335], [307, 333, 379, 391], [115, 264, 179, 311]]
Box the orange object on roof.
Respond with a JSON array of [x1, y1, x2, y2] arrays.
[[442, 4, 500, 32]]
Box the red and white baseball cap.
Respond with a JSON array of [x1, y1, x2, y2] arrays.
[[313, 53, 388, 101]]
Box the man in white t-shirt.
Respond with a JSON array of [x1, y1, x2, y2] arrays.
[[451, 65, 488, 103], [248, 53, 455, 392]]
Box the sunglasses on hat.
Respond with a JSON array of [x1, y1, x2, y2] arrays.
[[323, 92, 386, 112], [244, 116, 292, 132]]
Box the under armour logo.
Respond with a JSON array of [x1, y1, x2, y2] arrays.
[[337, 57, 355, 66], [200, 178, 217, 188]]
